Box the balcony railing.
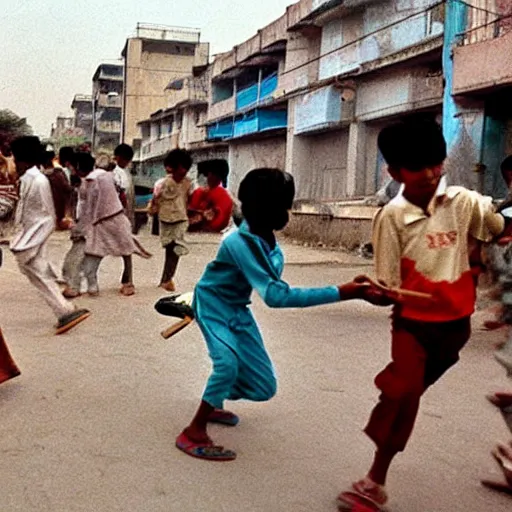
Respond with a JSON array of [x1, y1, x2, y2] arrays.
[[140, 132, 181, 160], [317, 2, 444, 80], [459, 13, 512, 46], [96, 121, 121, 133], [97, 94, 122, 108], [235, 72, 279, 111]]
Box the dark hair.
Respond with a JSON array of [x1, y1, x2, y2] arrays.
[[238, 168, 295, 231], [501, 155, 512, 174], [378, 119, 447, 172], [42, 150, 55, 167], [164, 149, 193, 171], [76, 152, 95, 175], [197, 159, 229, 181], [59, 146, 75, 165], [114, 143, 134, 161], [11, 136, 43, 166]]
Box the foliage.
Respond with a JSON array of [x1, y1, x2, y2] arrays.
[[0, 109, 33, 146]]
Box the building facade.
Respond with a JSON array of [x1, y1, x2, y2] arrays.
[[121, 23, 209, 149], [92, 64, 123, 154], [136, 66, 228, 190], [71, 94, 93, 141]]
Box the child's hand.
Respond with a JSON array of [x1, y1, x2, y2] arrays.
[[338, 277, 399, 306]]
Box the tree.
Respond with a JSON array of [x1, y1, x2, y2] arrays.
[[0, 109, 33, 147]]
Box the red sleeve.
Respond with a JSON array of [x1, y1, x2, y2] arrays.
[[208, 188, 234, 232], [188, 188, 206, 211]]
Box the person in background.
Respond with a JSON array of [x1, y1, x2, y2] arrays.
[[188, 159, 233, 233], [113, 144, 135, 230], [41, 150, 73, 230], [61, 153, 95, 299], [58, 146, 76, 184], [81, 163, 149, 297], [156, 149, 193, 292], [10, 136, 90, 335]]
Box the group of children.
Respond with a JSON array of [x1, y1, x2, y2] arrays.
[[1, 118, 511, 510], [170, 119, 509, 511]]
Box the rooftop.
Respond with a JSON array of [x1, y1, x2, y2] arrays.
[[133, 23, 200, 44]]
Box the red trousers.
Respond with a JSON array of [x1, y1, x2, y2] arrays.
[[0, 328, 20, 384], [365, 315, 471, 453]]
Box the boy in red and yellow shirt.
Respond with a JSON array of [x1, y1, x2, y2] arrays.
[[338, 119, 505, 511]]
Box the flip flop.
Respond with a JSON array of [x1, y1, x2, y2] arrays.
[[208, 409, 240, 427], [55, 309, 91, 335], [481, 479, 512, 496], [175, 432, 237, 461], [337, 491, 385, 512]]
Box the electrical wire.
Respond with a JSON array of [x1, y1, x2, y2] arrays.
[[281, 1, 445, 77], [452, 0, 506, 17]]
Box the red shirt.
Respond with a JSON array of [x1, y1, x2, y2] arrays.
[[189, 185, 233, 232]]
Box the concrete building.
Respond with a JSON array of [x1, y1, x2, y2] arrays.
[[92, 63, 123, 154], [201, 0, 444, 247], [121, 23, 209, 149], [447, 0, 512, 197], [50, 115, 77, 140], [136, 65, 228, 190], [71, 94, 93, 140]]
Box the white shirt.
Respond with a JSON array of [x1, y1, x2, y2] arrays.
[[10, 166, 56, 252]]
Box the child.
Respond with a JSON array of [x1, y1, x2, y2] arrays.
[[188, 159, 233, 233], [61, 153, 94, 298], [338, 120, 505, 511], [80, 162, 148, 297], [156, 149, 193, 292], [10, 136, 90, 335], [175, 168, 397, 461]]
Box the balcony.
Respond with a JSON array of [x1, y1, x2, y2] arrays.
[[294, 85, 354, 134], [97, 93, 122, 109], [96, 121, 121, 133], [167, 76, 208, 109], [453, 15, 512, 95], [207, 109, 287, 141], [235, 72, 279, 111], [208, 96, 236, 122], [318, 3, 444, 80], [140, 132, 181, 160]]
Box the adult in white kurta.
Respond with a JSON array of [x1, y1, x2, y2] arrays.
[[10, 165, 76, 319]]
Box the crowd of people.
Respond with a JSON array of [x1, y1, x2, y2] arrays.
[[0, 119, 511, 510]]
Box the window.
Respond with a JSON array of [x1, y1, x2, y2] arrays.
[[194, 110, 202, 126]]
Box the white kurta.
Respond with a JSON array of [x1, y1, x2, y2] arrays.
[[10, 166, 74, 318]]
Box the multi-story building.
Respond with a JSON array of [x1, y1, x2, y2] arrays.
[[92, 63, 123, 153], [71, 94, 93, 141], [136, 65, 228, 189], [50, 115, 76, 140], [121, 23, 209, 149], [201, 0, 444, 247], [449, 0, 512, 197]]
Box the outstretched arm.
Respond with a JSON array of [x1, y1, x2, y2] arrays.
[[226, 237, 339, 308]]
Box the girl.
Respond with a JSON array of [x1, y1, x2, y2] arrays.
[[176, 168, 396, 461]]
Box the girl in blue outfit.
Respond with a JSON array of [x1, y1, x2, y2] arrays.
[[176, 168, 395, 461]]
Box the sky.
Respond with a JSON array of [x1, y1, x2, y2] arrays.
[[0, 0, 293, 137]]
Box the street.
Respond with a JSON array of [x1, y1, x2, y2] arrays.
[[0, 229, 511, 512]]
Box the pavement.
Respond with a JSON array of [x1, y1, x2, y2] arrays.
[[0, 228, 511, 512]]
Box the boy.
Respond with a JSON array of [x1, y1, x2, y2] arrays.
[[188, 159, 233, 233], [81, 162, 148, 296], [338, 120, 505, 510], [156, 149, 193, 292], [41, 150, 73, 230], [176, 168, 397, 461], [61, 153, 95, 298], [10, 136, 90, 335], [113, 143, 135, 228]]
